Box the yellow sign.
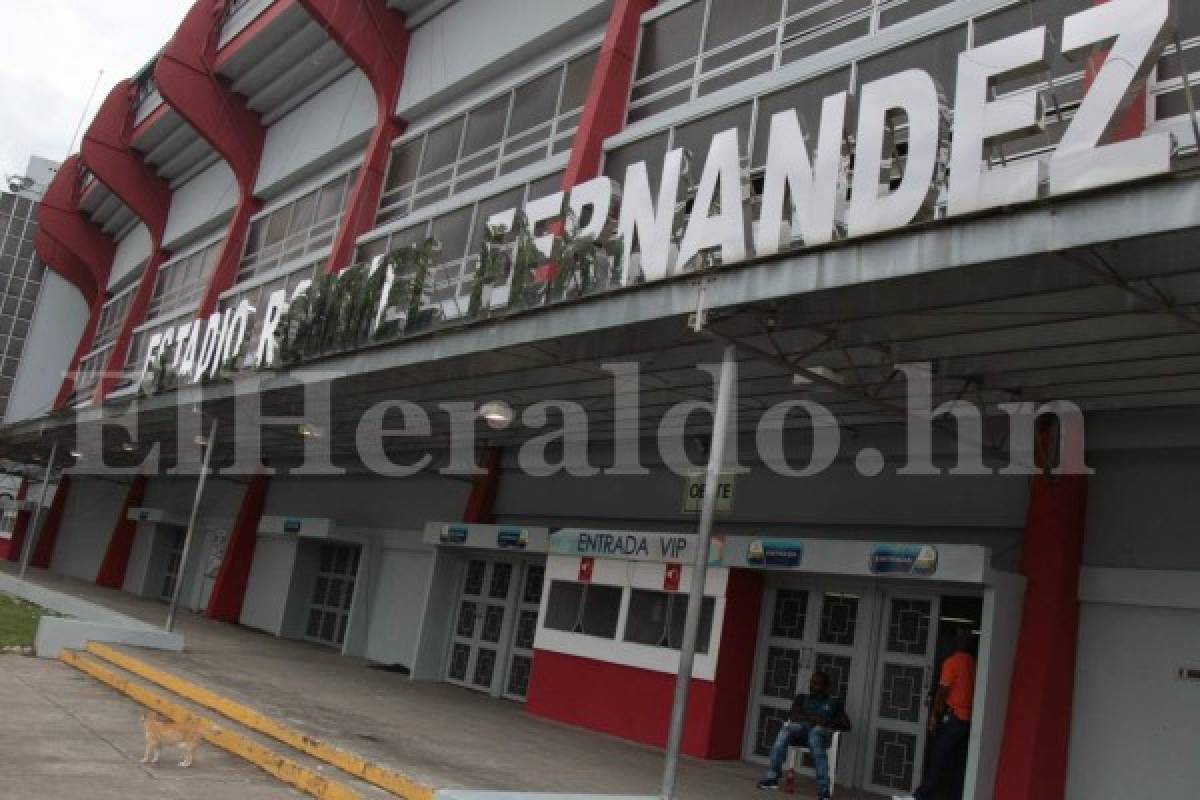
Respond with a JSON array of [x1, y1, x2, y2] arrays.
[[683, 471, 735, 513]]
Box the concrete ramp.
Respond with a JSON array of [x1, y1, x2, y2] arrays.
[[0, 571, 183, 657]]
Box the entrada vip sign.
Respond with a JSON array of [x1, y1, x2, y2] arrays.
[[148, 0, 1174, 387]]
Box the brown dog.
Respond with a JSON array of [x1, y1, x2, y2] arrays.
[[140, 711, 206, 767]]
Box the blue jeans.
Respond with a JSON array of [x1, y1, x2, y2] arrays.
[[767, 722, 833, 797]]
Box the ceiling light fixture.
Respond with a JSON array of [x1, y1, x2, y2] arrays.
[[479, 401, 514, 429]]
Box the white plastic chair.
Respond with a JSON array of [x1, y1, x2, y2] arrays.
[[784, 730, 840, 797]]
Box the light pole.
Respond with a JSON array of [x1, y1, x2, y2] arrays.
[[165, 418, 218, 632], [660, 345, 736, 800], [18, 441, 58, 580]]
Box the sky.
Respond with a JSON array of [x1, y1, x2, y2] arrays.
[[0, 0, 194, 184]]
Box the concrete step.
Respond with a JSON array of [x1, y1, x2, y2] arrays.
[[82, 641, 433, 799], [59, 648, 403, 800]]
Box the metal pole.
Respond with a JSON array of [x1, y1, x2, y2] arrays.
[[660, 345, 736, 800], [18, 441, 58, 580], [166, 419, 218, 632]]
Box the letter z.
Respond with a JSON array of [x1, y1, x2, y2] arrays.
[[1050, 0, 1174, 195]]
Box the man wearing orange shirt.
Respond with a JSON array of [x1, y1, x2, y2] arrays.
[[896, 626, 976, 800]]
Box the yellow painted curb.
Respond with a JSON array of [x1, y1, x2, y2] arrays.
[[85, 642, 433, 800], [60, 649, 361, 800]]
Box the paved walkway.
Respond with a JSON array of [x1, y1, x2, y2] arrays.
[[8, 569, 883, 800], [0, 654, 299, 799]]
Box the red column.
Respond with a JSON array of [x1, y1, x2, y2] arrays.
[[155, 0, 266, 318], [462, 447, 501, 524], [83, 79, 176, 402], [206, 473, 270, 623], [34, 156, 115, 408], [94, 475, 148, 589], [0, 482, 30, 562], [31, 475, 72, 569], [704, 568, 764, 758], [561, 0, 656, 190], [296, 0, 410, 274]]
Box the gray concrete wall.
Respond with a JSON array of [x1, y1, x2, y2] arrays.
[[1083, 448, 1200, 570], [108, 223, 151, 291], [365, 544, 433, 668], [121, 521, 155, 597], [398, 0, 609, 118], [255, 69, 376, 199], [4, 272, 88, 424], [494, 451, 1030, 570], [162, 160, 237, 251], [240, 534, 298, 635], [260, 474, 470, 531], [50, 477, 129, 582], [1067, 597, 1200, 800]]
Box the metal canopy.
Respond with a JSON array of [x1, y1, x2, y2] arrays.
[[130, 106, 222, 189], [9, 172, 1200, 471], [216, 2, 355, 125], [78, 180, 138, 238]]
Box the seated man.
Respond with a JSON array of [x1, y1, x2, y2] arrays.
[[757, 671, 851, 799]]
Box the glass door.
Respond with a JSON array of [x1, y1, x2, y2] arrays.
[[746, 579, 874, 788], [446, 557, 518, 695], [502, 562, 544, 701], [863, 591, 941, 796], [159, 528, 185, 601], [304, 542, 361, 649]]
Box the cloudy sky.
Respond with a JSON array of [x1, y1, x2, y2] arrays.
[[0, 0, 193, 182]]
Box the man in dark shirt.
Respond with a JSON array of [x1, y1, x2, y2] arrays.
[[757, 671, 851, 798]]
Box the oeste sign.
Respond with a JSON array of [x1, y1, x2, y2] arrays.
[[139, 0, 1174, 389]]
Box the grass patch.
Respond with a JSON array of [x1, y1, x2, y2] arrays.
[[0, 593, 42, 648]]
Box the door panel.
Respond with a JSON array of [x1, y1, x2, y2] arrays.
[[864, 593, 940, 796], [446, 556, 544, 700], [746, 579, 874, 790]]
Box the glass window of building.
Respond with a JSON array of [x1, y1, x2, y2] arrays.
[[377, 49, 598, 224], [543, 581, 622, 639], [146, 238, 223, 321], [240, 169, 358, 284], [623, 589, 715, 652]]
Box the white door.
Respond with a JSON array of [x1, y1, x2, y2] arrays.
[[745, 579, 875, 788], [446, 557, 518, 695], [863, 592, 941, 796], [501, 561, 544, 701], [304, 542, 361, 649], [159, 529, 185, 601]]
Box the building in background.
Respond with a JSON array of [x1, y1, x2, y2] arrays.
[[0, 156, 84, 425], [2, 2, 1199, 799]]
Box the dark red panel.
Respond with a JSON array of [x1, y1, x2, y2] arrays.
[[155, 0, 266, 317], [527, 649, 719, 758], [35, 156, 116, 408], [708, 568, 764, 759], [34, 156, 114, 306], [297, 0, 409, 273], [31, 475, 72, 569], [82, 79, 176, 402], [94, 475, 148, 589], [995, 471, 1088, 800], [561, 0, 656, 189], [462, 447, 501, 524], [206, 473, 270, 623]]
